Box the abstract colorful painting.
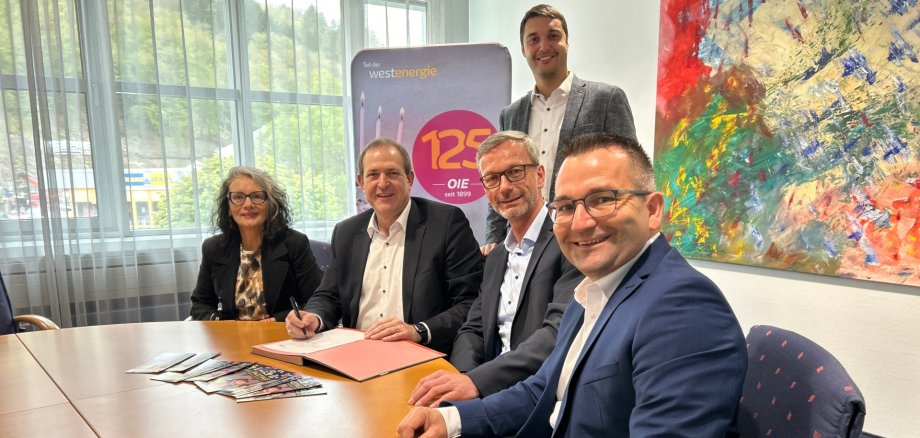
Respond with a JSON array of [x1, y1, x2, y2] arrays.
[[655, 0, 920, 286]]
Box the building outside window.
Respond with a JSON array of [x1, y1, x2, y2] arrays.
[[0, 0, 442, 326]]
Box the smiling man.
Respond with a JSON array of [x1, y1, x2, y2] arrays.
[[483, 4, 638, 253], [285, 139, 483, 354], [408, 131, 582, 407], [398, 133, 747, 437]]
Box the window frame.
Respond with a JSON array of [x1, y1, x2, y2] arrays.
[[0, 0, 444, 247]]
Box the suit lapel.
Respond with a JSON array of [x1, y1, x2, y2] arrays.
[[260, 237, 288, 314], [512, 216, 555, 337], [557, 76, 587, 152], [518, 216, 554, 308], [402, 199, 424, 321], [213, 238, 240, 317], [347, 227, 371, 325], [550, 271, 643, 434], [481, 245, 510, 356], [515, 91, 533, 130], [551, 76, 587, 202], [521, 303, 583, 438], [556, 236, 670, 421]]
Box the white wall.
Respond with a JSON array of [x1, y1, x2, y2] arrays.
[[469, 1, 920, 436]]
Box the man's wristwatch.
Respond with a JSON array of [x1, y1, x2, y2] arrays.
[[412, 323, 429, 344]]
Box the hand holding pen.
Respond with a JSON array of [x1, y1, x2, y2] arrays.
[[286, 297, 318, 339]]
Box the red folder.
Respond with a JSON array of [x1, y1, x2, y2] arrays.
[[252, 328, 445, 382]]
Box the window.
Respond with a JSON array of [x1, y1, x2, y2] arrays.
[[0, 0, 442, 327], [365, 0, 428, 47], [1, 0, 433, 234], [109, 0, 349, 236]]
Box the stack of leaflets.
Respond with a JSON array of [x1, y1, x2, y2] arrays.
[[191, 363, 325, 402], [126, 353, 325, 402]]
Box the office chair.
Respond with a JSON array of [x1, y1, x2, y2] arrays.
[[738, 325, 865, 438], [1, 269, 60, 335], [309, 239, 332, 272]]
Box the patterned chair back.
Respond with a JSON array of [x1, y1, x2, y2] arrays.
[[309, 239, 332, 272], [739, 325, 866, 438]]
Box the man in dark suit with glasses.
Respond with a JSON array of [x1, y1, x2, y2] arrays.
[[407, 131, 582, 407]]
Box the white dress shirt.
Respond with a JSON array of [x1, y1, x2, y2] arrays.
[[497, 207, 548, 353], [548, 233, 658, 428], [439, 233, 659, 437], [355, 202, 411, 330], [528, 71, 573, 201]]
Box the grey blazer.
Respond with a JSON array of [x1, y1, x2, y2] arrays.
[[487, 75, 637, 243], [451, 216, 583, 396], [303, 197, 483, 354]]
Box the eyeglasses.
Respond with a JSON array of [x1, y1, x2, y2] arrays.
[[479, 164, 537, 189], [228, 191, 268, 205], [546, 189, 650, 224]]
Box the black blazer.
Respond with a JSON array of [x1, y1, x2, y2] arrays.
[[304, 197, 483, 354], [189, 228, 323, 321], [487, 75, 637, 243], [451, 216, 583, 396]]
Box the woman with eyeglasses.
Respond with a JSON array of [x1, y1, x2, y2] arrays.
[[189, 166, 323, 321]]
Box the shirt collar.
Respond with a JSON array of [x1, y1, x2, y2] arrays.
[[530, 71, 574, 102], [503, 206, 548, 254], [574, 232, 660, 304], [366, 199, 412, 238]]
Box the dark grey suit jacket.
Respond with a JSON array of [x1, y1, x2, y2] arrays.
[[304, 197, 483, 354], [451, 216, 583, 396], [189, 229, 323, 321], [487, 75, 637, 243]]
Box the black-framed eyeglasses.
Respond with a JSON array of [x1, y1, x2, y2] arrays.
[[479, 164, 538, 189], [547, 189, 650, 224], [228, 191, 268, 206]]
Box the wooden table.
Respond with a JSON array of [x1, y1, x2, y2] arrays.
[[4, 321, 456, 437], [0, 334, 95, 437]]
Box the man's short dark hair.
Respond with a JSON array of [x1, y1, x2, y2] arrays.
[[357, 138, 413, 177], [519, 4, 568, 45], [561, 133, 655, 192]]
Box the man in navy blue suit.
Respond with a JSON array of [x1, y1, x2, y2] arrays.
[[398, 133, 747, 437]]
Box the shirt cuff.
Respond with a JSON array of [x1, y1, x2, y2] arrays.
[[307, 312, 324, 331], [436, 406, 462, 438]]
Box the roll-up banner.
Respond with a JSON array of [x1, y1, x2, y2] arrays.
[[351, 43, 512, 243]]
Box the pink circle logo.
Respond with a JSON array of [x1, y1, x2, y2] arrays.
[[412, 110, 495, 204]]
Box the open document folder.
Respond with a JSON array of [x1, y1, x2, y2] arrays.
[[252, 328, 445, 382]]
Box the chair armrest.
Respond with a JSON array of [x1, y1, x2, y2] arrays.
[[13, 314, 60, 331]]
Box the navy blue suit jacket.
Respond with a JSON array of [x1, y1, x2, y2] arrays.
[[450, 235, 747, 437], [304, 197, 483, 354]]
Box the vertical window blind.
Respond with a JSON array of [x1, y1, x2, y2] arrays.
[[0, 0, 436, 327]]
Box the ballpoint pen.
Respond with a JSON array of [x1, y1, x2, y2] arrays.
[[289, 297, 308, 337]]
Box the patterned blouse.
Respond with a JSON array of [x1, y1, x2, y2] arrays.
[[235, 246, 268, 320]]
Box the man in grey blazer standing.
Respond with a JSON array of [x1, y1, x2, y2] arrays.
[[484, 4, 637, 250], [407, 131, 582, 407]]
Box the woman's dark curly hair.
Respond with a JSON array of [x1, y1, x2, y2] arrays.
[[213, 166, 292, 241]]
